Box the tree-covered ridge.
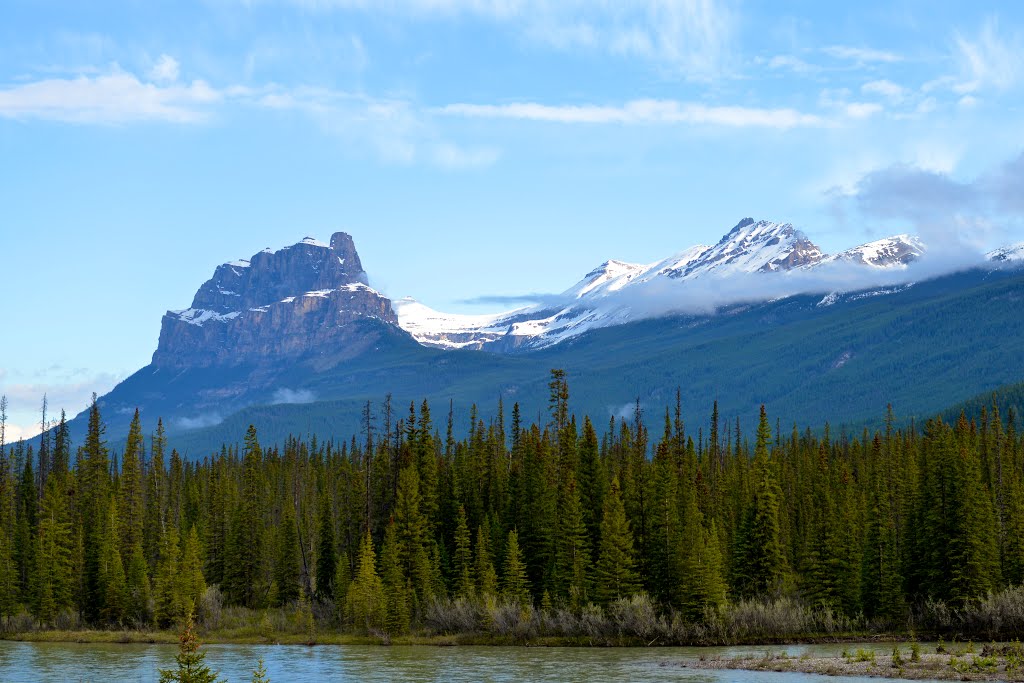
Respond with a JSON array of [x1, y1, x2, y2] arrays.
[[1, 374, 1023, 637]]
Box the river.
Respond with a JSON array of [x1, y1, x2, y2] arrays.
[[0, 641, 950, 682]]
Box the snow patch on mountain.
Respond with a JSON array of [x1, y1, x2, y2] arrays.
[[989, 243, 1024, 263], [171, 308, 241, 326], [396, 218, 945, 351], [393, 297, 515, 349], [822, 235, 925, 268]]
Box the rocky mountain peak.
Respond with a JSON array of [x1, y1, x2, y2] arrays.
[[152, 232, 398, 368], [669, 219, 824, 278]]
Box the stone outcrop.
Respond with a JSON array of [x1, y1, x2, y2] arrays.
[[151, 233, 398, 367]]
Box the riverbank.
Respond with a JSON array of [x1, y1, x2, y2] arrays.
[[0, 628, 910, 647], [679, 643, 1024, 681]]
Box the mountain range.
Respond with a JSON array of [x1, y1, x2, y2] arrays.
[[38, 219, 1024, 455], [394, 218, 932, 351]]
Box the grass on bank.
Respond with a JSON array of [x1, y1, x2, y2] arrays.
[[682, 641, 1024, 681], [5, 586, 1024, 647]]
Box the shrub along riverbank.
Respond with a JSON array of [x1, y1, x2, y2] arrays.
[[6, 587, 1024, 646]]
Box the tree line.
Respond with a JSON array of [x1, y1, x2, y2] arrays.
[[1, 369, 1022, 634]]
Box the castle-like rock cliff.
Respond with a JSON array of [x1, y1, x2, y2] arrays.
[[152, 233, 398, 367]]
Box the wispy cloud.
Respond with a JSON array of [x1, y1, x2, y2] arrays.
[[0, 68, 220, 123], [440, 99, 824, 129], [257, 85, 499, 167], [149, 54, 180, 83], [861, 79, 906, 100], [763, 54, 820, 74], [460, 292, 564, 306], [953, 17, 1022, 93], [245, 0, 737, 80], [270, 388, 316, 404], [0, 63, 497, 168], [822, 45, 902, 64]]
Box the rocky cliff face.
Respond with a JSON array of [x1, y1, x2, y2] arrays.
[[152, 233, 398, 367]]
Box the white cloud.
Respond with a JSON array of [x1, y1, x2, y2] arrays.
[[0, 66, 495, 169], [248, 0, 737, 80], [953, 17, 1022, 93], [440, 99, 824, 129], [256, 85, 498, 168], [149, 54, 180, 83], [844, 102, 883, 119], [175, 413, 224, 430], [271, 388, 316, 404], [0, 68, 220, 123], [3, 422, 39, 444], [822, 45, 902, 63], [861, 79, 905, 100], [765, 54, 818, 74]]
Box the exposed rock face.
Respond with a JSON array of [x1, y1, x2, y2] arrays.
[[667, 218, 824, 278], [152, 233, 398, 367]]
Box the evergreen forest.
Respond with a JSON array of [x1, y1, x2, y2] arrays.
[[2, 370, 1024, 644]]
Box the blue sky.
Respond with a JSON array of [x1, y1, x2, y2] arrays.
[[2, 0, 1024, 439]]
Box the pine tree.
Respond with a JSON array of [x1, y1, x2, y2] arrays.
[[158, 608, 223, 683], [502, 529, 530, 606], [0, 531, 19, 624], [735, 406, 787, 598], [593, 478, 640, 604], [179, 526, 206, 614], [346, 530, 385, 632], [332, 552, 351, 621], [474, 524, 498, 597], [32, 475, 73, 624], [314, 492, 336, 602], [119, 409, 145, 557], [949, 429, 1000, 604], [154, 525, 182, 628], [379, 520, 409, 634], [552, 472, 591, 607], [79, 396, 110, 624], [251, 657, 270, 683], [452, 505, 474, 598], [394, 465, 431, 610], [223, 426, 265, 608], [125, 541, 151, 624], [273, 503, 301, 606], [101, 500, 128, 624]]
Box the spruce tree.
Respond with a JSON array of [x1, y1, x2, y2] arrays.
[[101, 500, 128, 624], [593, 478, 640, 604], [125, 541, 151, 624], [273, 503, 301, 606], [179, 526, 206, 614], [314, 492, 336, 602], [332, 552, 351, 621], [158, 608, 223, 683], [453, 505, 474, 598], [552, 472, 591, 607], [154, 525, 182, 628], [119, 409, 145, 558], [0, 531, 19, 624], [379, 520, 409, 634], [346, 530, 384, 633], [474, 524, 498, 597], [501, 529, 530, 606]]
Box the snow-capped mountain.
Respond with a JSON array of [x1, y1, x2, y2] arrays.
[[822, 234, 925, 267], [988, 243, 1024, 263], [395, 220, 937, 351]]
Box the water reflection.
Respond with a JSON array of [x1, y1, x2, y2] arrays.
[[0, 641, 951, 683]]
